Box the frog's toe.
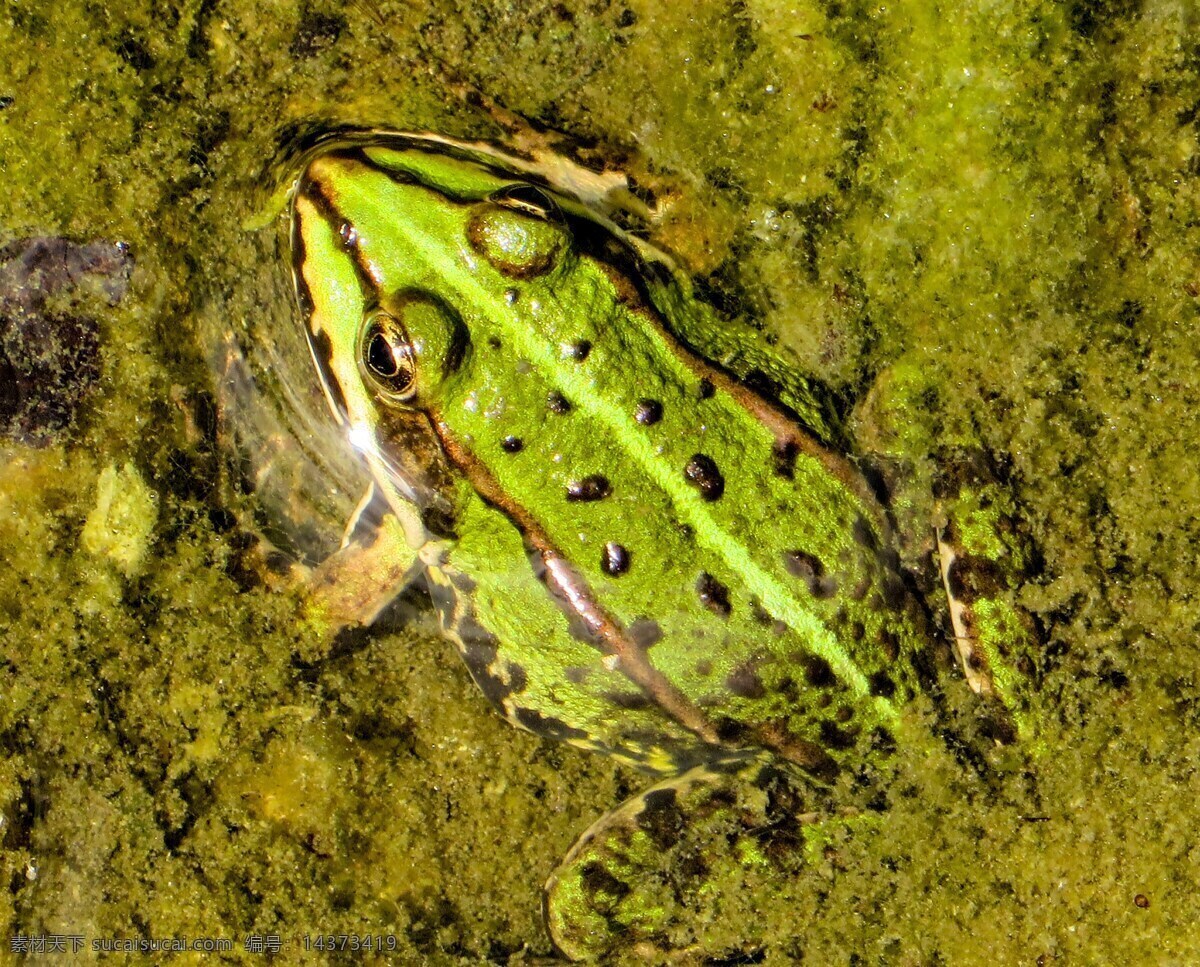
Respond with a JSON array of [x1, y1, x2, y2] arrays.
[[544, 758, 836, 961]]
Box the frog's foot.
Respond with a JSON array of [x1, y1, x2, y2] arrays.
[[544, 757, 851, 961], [933, 450, 1043, 742]]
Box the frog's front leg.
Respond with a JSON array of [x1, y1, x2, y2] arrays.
[[302, 511, 424, 632], [545, 757, 853, 961]]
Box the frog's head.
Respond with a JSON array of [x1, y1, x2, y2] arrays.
[[289, 139, 581, 525]]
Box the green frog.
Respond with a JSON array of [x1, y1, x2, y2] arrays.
[[286, 131, 1038, 959]]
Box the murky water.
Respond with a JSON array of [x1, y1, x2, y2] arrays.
[[1, 2, 1198, 961]]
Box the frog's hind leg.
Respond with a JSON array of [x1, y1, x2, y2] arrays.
[[544, 756, 848, 961]]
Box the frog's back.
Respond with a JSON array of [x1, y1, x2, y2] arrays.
[[415, 222, 928, 779]]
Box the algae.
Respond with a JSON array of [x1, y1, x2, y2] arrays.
[[0, 0, 1198, 963]]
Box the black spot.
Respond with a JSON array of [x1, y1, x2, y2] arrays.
[[783, 550, 837, 598], [562, 340, 591, 361], [868, 672, 896, 698], [601, 542, 631, 576], [616, 8, 637, 27], [501, 435, 523, 453], [628, 618, 663, 650], [819, 720, 859, 750], [0, 95, 13, 110], [487, 334, 502, 349], [506, 662, 529, 695], [581, 861, 630, 902], [514, 706, 588, 743], [947, 555, 1005, 600], [714, 716, 749, 744], [871, 727, 897, 755], [725, 664, 765, 699], [547, 390, 572, 414], [799, 654, 835, 688], [697, 377, 715, 399], [566, 474, 611, 502], [772, 439, 799, 478], [634, 399, 663, 425], [684, 454, 725, 501], [695, 572, 732, 618], [638, 789, 685, 850]]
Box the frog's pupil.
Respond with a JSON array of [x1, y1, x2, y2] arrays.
[[365, 327, 413, 394], [367, 331, 398, 377]]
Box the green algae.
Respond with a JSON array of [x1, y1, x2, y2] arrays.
[[0, 0, 1199, 963]]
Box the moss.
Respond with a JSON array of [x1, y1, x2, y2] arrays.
[[80, 462, 158, 577], [1, 0, 1199, 963]]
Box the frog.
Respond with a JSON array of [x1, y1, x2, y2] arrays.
[[284, 130, 1039, 960]]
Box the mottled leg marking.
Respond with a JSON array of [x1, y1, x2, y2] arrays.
[[544, 757, 842, 961]]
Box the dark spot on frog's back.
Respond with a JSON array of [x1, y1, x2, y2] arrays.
[[561, 339, 591, 361], [725, 662, 765, 699], [819, 719, 859, 751], [772, 439, 799, 478], [547, 390, 572, 414], [601, 542, 631, 576], [869, 671, 896, 698], [580, 861, 631, 903], [684, 454, 724, 501], [634, 399, 663, 425], [628, 618, 663, 650], [566, 474, 611, 502], [695, 572, 732, 618], [798, 653, 836, 689], [947, 555, 1005, 601], [783, 550, 837, 599], [602, 689, 652, 710]]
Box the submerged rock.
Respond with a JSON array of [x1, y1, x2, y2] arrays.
[[0, 236, 132, 445]]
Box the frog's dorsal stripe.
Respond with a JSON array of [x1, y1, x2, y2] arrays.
[[424, 410, 841, 773], [305, 156, 899, 727], [427, 414, 722, 743]]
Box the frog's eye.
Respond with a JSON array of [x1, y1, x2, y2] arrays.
[[359, 311, 418, 402], [488, 183, 563, 222]]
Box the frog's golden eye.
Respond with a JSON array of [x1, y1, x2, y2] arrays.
[[488, 183, 562, 222], [359, 311, 418, 402]]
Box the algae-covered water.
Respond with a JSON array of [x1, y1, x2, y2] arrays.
[[2, 1, 1199, 963]]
